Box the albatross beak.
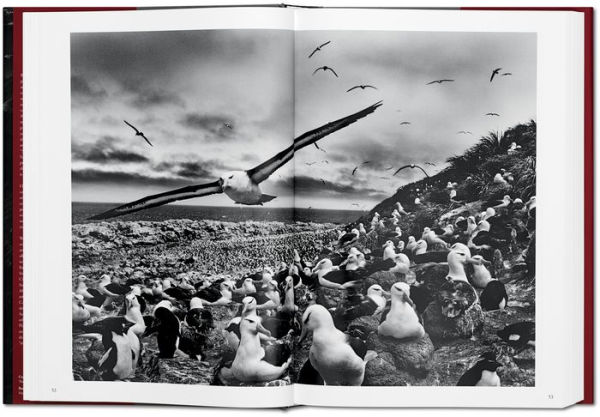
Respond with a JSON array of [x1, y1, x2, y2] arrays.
[[256, 322, 272, 338]]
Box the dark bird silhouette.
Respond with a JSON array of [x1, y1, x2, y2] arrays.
[[457, 130, 472, 135], [91, 102, 382, 219], [308, 40, 331, 58], [351, 161, 371, 176], [501, 72, 512, 77], [425, 162, 436, 166], [320, 178, 326, 185], [346, 85, 377, 92], [124, 120, 152, 147], [426, 79, 454, 85], [400, 121, 411, 126], [313, 66, 338, 77], [224, 122, 233, 129], [392, 164, 429, 178], [490, 68, 502, 82], [485, 112, 500, 117], [314, 142, 326, 152]]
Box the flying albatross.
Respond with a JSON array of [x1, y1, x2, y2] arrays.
[[90, 102, 382, 220], [124, 120, 153, 147], [392, 164, 430, 178]]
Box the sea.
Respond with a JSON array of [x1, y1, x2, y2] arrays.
[[72, 202, 366, 225]]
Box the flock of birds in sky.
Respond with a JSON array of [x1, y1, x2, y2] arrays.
[[75, 38, 534, 387], [101, 39, 516, 220]]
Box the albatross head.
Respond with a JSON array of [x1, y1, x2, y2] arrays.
[[299, 304, 334, 342]]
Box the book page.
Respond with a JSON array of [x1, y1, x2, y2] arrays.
[[292, 7, 583, 408], [23, 7, 302, 408], [20, 5, 585, 409]]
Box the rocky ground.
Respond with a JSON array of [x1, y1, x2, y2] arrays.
[[72, 214, 535, 387]]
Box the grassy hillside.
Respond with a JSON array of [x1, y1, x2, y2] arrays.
[[356, 120, 536, 236]]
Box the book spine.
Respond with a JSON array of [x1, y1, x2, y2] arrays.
[[2, 6, 16, 406]]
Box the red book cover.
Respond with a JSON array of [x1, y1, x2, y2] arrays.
[[2, 5, 593, 406]]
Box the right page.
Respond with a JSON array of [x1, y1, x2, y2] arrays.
[[292, 7, 585, 408]]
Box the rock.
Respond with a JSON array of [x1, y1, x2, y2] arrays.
[[363, 354, 407, 386], [422, 301, 484, 345], [206, 305, 239, 323], [347, 315, 380, 338], [364, 271, 406, 290], [144, 354, 215, 384], [88, 224, 116, 242], [412, 262, 448, 288], [316, 287, 345, 309], [366, 332, 435, 378], [512, 347, 535, 368]]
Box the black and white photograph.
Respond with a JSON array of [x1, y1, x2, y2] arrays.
[[71, 28, 537, 387]]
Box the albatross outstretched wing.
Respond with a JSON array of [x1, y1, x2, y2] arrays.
[[123, 120, 140, 134], [413, 164, 430, 178], [247, 101, 382, 184], [89, 181, 223, 220], [392, 164, 412, 176]]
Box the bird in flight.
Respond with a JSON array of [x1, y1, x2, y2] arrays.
[[352, 161, 371, 176], [90, 102, 382, 220], [425, 162, 436, 167], [308, 41, 331, 58], [305, 162, 317, 166], [313, 66, 338, 77], [123, 120, 152, 147], [400, 121, 411, 126], [320, 178, 327, 185], [501, 72, 512, 77], [457, 130, 473, 135], [426, 79, 454, 85], [346, 85, 377, 92], [485, 112, 500, 117], [314, 142, 326, 152], [224, 122, 233, 129], [392, 164, 430, 178], [490, 68, 502, 82]]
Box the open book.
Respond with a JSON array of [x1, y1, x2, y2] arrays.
[[3, 4, 593, 408]]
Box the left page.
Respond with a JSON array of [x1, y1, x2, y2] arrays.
[[23, 7, 305, 407]]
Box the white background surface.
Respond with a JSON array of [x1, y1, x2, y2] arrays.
[[1, 0, 598, 416]]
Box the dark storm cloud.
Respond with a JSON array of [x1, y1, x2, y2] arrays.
[[72, 136, 149, 164], [71, 74, 107, 100], [154, 160, 220, 179], [122, 79, 185, 109], [71, 30, 260, 81], [71, 169, 198, 188], [272, 175, 388, 200], [179, 113, 235, 139]]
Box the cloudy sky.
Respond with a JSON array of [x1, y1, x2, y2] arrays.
[[71, 29, 536, 210]]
